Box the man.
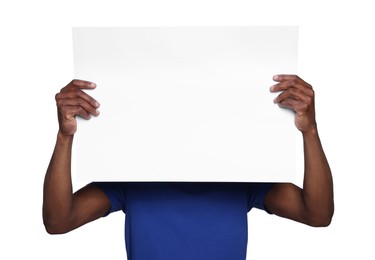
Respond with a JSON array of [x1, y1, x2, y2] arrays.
[[43, 75, 334, 260]]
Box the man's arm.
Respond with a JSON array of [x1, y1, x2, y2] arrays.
[[265, 75, 334, 227], [43, 80, 110, 234]]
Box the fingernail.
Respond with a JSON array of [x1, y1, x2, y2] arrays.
[[270, 85, 275, 92], [95, 101, 100, 107], [273, 75, 279, 80], [91, 82, 96, 87], [273, 97, 277, 103]]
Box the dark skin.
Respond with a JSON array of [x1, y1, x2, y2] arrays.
[[43, 75, 334, 234]]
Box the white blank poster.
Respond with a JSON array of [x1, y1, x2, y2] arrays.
[[73, 26, 298, 182]]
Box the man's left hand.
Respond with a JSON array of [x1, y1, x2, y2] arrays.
[[270, 74, 317, 134]]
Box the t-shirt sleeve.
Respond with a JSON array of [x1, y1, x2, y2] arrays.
[[91, 182, 127, 216], [247, 182, 275, 213]]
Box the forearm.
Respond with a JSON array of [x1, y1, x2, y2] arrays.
[[43, 132, 74, 233], [302, 128, 334, 226]]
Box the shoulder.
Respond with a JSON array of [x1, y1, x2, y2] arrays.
[[247, 182, 276, 212], [90, 182, 128, 214]]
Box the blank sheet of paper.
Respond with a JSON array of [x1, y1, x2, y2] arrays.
[[72, 26, 299, 182]]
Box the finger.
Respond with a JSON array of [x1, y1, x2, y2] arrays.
[[278, 100, 311, 118], [270, 78, 313, 96], [60, 79, 97, 99], [69, 79, 97, 90], [272, 75, 312, 90], [56, 88, 100, 108], [272, 74, 307, 84], [57, 97, 100, 117], [273, 88, 308, 104], [60, 105, 92, 120], [277, 98, 301, 111]]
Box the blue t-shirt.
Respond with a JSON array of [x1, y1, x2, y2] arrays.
[[93, 182, 274, 260]]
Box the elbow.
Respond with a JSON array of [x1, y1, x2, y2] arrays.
[[44, 220, 70, 235], [43, 213, 71, 235], [308, 215, 332, 227], [44, 226, 60, 235], [44, 224, 68, 235], [306, 207, 334, 227]]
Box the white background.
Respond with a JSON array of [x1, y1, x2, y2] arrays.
[[0, 0, 374, 259]]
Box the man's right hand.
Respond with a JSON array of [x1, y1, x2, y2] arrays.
[[44, 79, 109, 235], [55, 79, 100, 136]]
